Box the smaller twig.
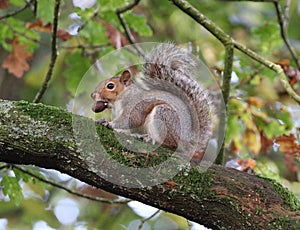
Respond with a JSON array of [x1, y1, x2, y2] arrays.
[[274, 1, 300, 70], [116, 0, 141, 14], [0, 1, 31, 20], [138, 209, 160, 230], [79, 9, 99, 32], [0, 163, 9, 171], [33, 0, 38, 17], [283, 0, 291, 22], [116, 12, 136, 45], [33, 0, 60, 103], [12, 165, 131, 204], [116, 0, 141, 45], [116, 0, 145, 57], [234, 42, 300, 103], [170, 0, 300, 102]]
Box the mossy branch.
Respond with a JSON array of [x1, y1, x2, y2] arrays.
[[216, 44, 234, 165], [169, 0, 300, 105], [0, 99, 300, 229]]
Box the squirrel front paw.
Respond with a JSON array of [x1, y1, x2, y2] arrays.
[[131, 133, 154, 144], [96, 118, 112, 129]]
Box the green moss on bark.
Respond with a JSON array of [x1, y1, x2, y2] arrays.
[[259, 176, 300, 211]]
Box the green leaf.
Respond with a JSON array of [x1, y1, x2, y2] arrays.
[[13, 168, 31, 183], [101, 10, 120, 25], [5, 18, 40, 53], [264, 120, 284, 138], [80, 20, 108, 44], [0, 23, 14, 51], [226, 114, 243, 144], [259, 104, 294, 138], [63, 51, 92, 95], [97, 0, 126, 11], [252, 22, 282, 56], [9, 0, 24, 7], [123, 13, 152, 37], [75, 7, 97, 22], [250, 75, 260, 85], [0, 174, 23, 206], [37, 0, 55, 23]]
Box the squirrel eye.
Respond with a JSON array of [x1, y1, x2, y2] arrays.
[[106, 82, 115, 90]]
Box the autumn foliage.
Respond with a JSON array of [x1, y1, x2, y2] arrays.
[[2, 37, 32, 78]]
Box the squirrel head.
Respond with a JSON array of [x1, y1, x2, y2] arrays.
[[91, 70, 133, 113]]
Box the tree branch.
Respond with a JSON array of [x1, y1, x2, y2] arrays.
[[32, 0, 60, 103], [274, 1, 300, 70], [221, 0, 277, 2], [115, 0, 145, 57], [2, 21, 49, 46], [116, 0, 141, 44], [0, 99, 300, 229], [169, 0, 300, 104], [216, 44, 234, 165], [10, 164, 130, 204], [0, 1, 32, 20]]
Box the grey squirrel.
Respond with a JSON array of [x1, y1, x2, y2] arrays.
[[91, 43, 215, 159]]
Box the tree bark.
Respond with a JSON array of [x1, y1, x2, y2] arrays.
[[0, 99, 299, 229]]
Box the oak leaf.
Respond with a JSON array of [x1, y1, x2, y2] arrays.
[[276, 134, 300, 155], [237, 158, 257, 172], [26, 19, 52, 33], [2, 37, 33, 78], [230, 140, 241, 155], [276, 134, 300, 172], [0, 0, 9, 9], [26, 19, 71, 42], [276, 59, 300, 86]]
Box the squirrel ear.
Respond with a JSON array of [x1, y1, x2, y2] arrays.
[[120, 70, 132, 86]]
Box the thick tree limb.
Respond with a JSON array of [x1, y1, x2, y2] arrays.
[[0, 99, 300, 229]]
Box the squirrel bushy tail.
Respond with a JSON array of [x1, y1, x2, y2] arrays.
[[142, 43, 215, 153]]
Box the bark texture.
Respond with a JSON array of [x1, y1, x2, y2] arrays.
[[0, 99, 300, 229]]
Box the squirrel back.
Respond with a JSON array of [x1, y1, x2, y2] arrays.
[[141, 43, 215, 153], [92, 43, 215, 158]]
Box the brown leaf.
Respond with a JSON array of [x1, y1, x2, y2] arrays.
[[275, 59, 290, 68], [98, 19, 127, 49], [276, 59, 300, 86], [260, 132, 273, 152], [2, 37, 33, 78], [276, 134, 300, 172], [237, 158, 257, 172], [284, 154, 298, 173], [57, 29, 72, 42], [0, 0, 9, 9], [26, 19, 71, 42], [276, 134, 299, 154], [247, 97, 264, 108], [230, 140, 240, 155], [26, 19, 52, 33]]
